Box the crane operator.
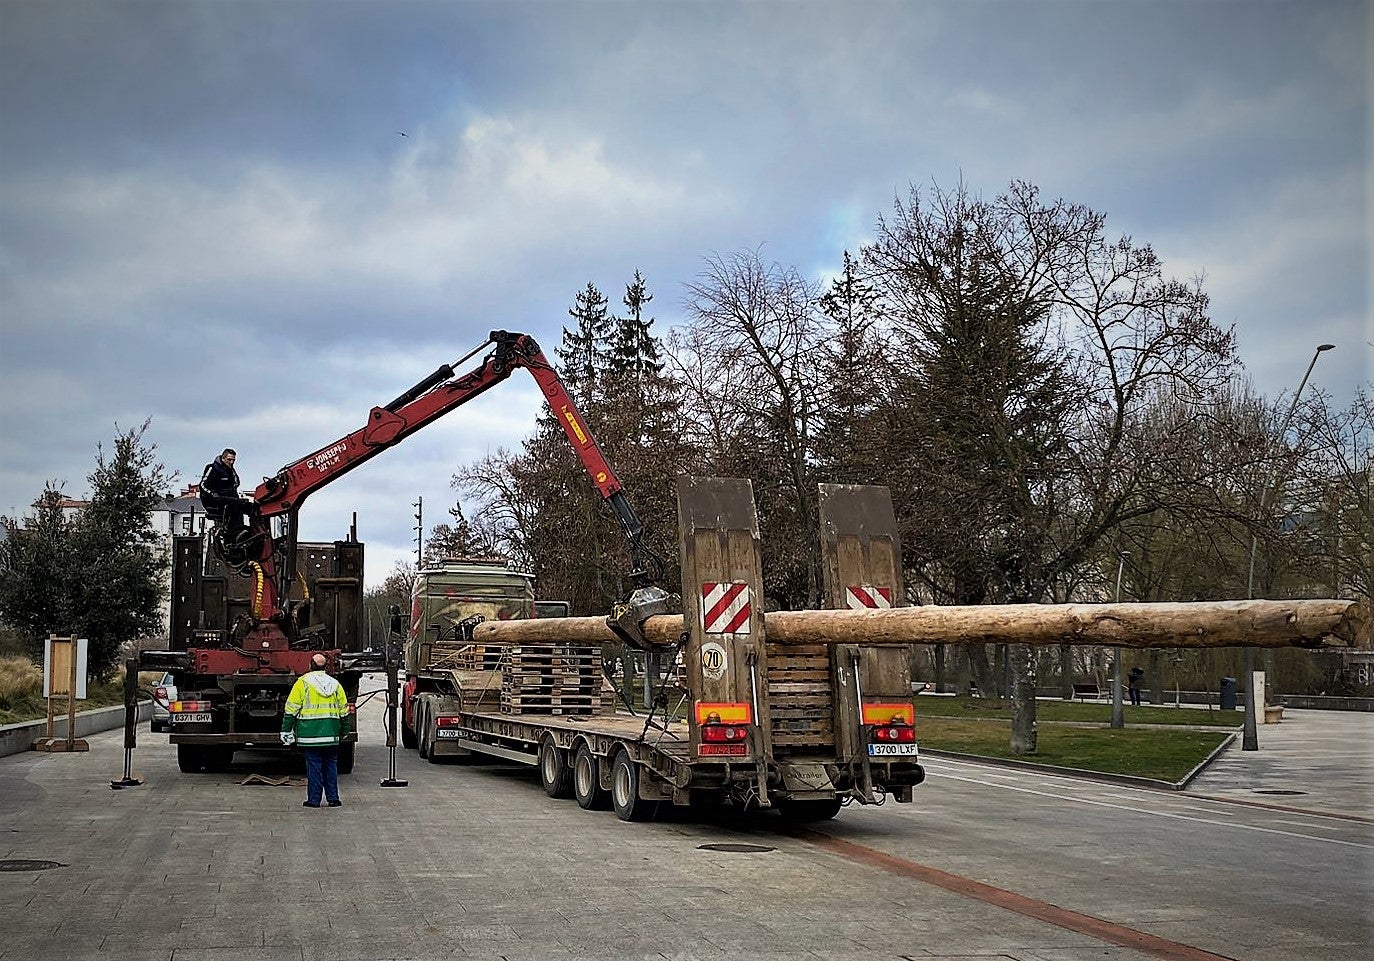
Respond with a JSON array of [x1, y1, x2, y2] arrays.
[[199, 448, 253, 543]]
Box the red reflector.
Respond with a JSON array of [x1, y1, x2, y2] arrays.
[[435, 715, 462, 728], [701, 724, 749, 743]]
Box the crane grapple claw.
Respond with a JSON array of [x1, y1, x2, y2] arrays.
[[607, 586, 681, 651]]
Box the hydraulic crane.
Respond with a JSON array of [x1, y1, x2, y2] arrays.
[[219, 329, 676, 654]]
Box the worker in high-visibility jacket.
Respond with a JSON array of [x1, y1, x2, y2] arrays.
[[281, 653, 351, 808]]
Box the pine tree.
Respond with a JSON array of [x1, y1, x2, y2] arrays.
[[0, 487, 76, 661], [68, 421, 174, 678]]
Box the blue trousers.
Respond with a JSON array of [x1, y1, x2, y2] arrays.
[[303, 746, 340, 805]]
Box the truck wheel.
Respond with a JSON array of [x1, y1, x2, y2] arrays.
[[776, 797, 843, 822], [337, 742, 355, 775], [176, 744, 205, 773], [538, 736, 572, 799], [572, 742, 608, 810], [611, 748, 659, 822], [400, 718, 418, 750], [417, 704, 432, 760], [202, 747, 234, 772]]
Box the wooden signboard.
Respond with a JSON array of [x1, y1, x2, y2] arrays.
[[33, 635, 90, 753]]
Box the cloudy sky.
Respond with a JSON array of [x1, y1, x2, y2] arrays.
[[1, 0, 1368, 588]]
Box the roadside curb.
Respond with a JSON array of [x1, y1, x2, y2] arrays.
[[923, 731, 1237, 792], [0, 702, 152, 759]]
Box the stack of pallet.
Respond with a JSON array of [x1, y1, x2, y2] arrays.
[[451, 644, 504, 671], [499, 644, 603, 715], [766, 642, 835, 748]]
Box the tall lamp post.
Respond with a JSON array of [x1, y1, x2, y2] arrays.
[[1241, 342, 1335, 751], [1110, 551, 1130, 729]]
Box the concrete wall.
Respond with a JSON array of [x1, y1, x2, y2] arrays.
[[0, 701, 152, 759]]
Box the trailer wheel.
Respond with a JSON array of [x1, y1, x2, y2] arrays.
[[611, 749, 659, 823], [539, 736, 572, 799], [775, 797, 843, 822], [176, 744, 204, 773], [400, 717, 418, 750], [572, 742, 608, 810], [337, 742, 355, 775]]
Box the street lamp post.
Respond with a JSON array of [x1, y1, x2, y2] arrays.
[[1111, 551, 1129, 729], [1241, 343, 1335, 751]]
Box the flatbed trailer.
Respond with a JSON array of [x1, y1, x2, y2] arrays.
[[404, 479, 928, 822]]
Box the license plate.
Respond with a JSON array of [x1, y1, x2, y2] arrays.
[[435, 729, 467, 739], [171, 713, 212, 724], [868, 743, 918, 756]]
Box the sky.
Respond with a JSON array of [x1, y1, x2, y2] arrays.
[[1, 0, 1369, 589]]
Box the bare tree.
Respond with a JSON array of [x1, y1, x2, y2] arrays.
[[863, 181, 1239, 753], [677, 248, 827, 607]]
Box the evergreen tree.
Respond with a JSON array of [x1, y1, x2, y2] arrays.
[[0, 487, 76, 661], [68, 421, 174, 678]]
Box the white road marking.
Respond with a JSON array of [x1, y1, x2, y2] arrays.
[[925, 767, 1372, 849]]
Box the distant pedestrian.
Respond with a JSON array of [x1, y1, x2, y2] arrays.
[[281, 653, 351, 808], [1128, 666, 1145, 707]]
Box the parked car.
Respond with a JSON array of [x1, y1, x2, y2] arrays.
[[150, 672, 177, 733]]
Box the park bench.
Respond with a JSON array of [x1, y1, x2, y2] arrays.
[[1071, 683, 1101, 701]]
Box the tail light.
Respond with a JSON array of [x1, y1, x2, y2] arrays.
[[154, 686, 168, 700], [435, 715, 463, 728], [871, 723, 916, 743], [700, 723, 750, 743], [695, 702, 751, 756], [170, 700, 205, 713]]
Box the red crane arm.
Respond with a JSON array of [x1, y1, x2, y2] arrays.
[[251, 330, 624, 516]]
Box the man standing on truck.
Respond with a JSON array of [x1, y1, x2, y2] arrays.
[[281, 653, 351, 808], [199, 448, 253, 541]]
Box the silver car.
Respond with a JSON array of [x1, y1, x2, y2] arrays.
[[150, 672, 178, 733]]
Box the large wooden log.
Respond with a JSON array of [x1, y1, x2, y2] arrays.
[[471, 599, 1367, 650]]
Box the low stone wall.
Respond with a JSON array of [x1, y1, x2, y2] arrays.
[[1278, 694, 1374, 712], [0, 701, 152, 759]]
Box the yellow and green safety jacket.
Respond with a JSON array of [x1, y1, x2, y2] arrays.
[[282, 670, 350, 747]]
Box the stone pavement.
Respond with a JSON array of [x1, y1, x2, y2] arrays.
[[1185, 708, 1374, 818], [1, 680, 1370, 961]]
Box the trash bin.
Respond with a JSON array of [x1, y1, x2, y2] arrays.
[[1220, 676, 1238, 711]]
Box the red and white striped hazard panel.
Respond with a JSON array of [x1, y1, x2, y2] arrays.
[[846, 585, 893, 609], [702, 582, 752, 634]]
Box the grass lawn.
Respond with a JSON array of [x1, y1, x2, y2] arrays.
[[914, 695, 1243, 727], [0, 656, 146, 726], [915, 716, 1233, 782]]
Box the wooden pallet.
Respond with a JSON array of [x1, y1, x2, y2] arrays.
[[767, 644, 834, 747], [500, 692, 600, 714]]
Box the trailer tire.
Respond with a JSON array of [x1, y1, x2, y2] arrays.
[[539, 736, 572, 799], [775, 797, 843, 822], [611, 748, 659, 822], [401, 717, 418, 750], [572, 742, 608, 810], [337, 742, 355, 775], [176, 744, 205, 773]]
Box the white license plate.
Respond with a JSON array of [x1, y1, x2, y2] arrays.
[[435, 729, 466, 739], [171, 713, 212, 724], [868, 743, 918, 756]]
